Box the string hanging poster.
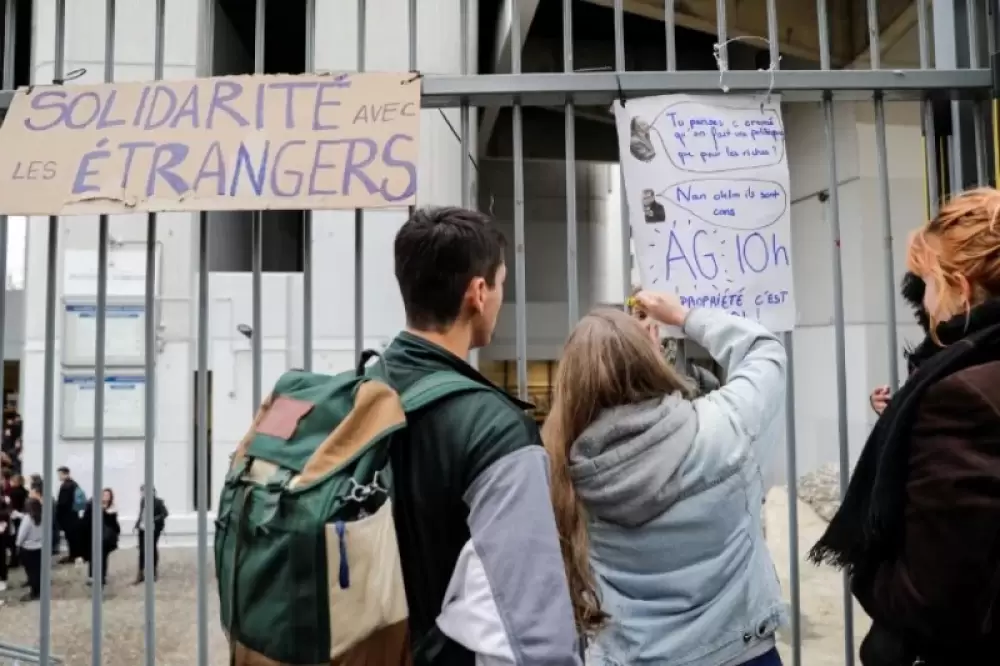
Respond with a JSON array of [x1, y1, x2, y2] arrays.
[[615, 94, 796, 333]]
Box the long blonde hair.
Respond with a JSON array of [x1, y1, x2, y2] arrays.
[[907, 187, 1000, 343], [541, 308, 693, 634]]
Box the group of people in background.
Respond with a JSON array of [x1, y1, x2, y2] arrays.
[[0, 460, 168, 603], [364, 191, 1000, 666]]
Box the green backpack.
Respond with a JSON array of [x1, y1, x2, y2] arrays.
[[214, 352, 489, 665]]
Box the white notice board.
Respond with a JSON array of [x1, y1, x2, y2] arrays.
[[62, 303, 146, 367], [614, 94, 796, 332], [61, 373, 146, 440]]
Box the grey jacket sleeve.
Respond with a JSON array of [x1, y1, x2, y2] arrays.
[[462, 445, 582, 666], [684, 308, 787, 442]]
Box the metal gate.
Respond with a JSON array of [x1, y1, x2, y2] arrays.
[[0, 0, 993, 665]]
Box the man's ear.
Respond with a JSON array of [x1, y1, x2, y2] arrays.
[[465, 276, 487, 315]]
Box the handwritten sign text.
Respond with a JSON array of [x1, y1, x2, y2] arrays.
[[0, 72, 420, 215], [616, 94, 796, 332]]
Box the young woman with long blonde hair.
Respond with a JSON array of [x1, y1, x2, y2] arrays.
[[812, 188, 1000, 665], [543, 292, 788, 666]]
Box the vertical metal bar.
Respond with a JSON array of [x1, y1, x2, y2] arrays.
[[715, 0, 728, 71], [1, 0, 13, 87], [143, 3, 165, 662], [354, 0, 366, 364], [665, 0, 676, 71], [824, 99, 856, 666], [408, 0, 417, 223], [91, 2, 116, 660], [302, 0, 315, 371], [251, 0, 264, 410], [511, 0, 528, 399], [564, 0, 578, 328], [939, 0, 966, 192], [783, 337, 803, 666], [0, 0, 17, 466], [973, 102, 988, 187], [613, 0, 625, 70], [460, 0, 471, 209], [918, 0, 939, 213], [40, 3, 67, 664], [765, 0, 778, 70], [867, 0, 900, 390], [817, 0, 854, 662], [990, 1, 1000, 187], [196, 211, 210, 666], [612, 1, 627, 291], [873, 98, 899, 388], [867, 0, 881, 69], [968, 0, 988, 186], [765, 3, 799, 664], [196, 2, 214, 663]]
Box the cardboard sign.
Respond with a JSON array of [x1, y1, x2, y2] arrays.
[[0, 72, 420, 215]]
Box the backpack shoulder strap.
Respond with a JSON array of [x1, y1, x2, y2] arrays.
[[400, 371, 492, 413]]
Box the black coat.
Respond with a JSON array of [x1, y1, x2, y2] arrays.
[[56, 479, 80, 523], [135, 496, 168, 533], [80, 503, 120, 559]]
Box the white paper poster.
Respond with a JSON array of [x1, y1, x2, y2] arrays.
[[615, 94, 796, 332], [62, 304, 146, 367], [61, 373, 146, 440]]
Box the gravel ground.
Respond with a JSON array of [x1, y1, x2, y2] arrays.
[[1, 547, 228, 666], [766, 486, 870, 666]]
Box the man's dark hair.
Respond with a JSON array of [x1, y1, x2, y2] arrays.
[[57, 466, 69, 474], [394, 207, 507, 331]]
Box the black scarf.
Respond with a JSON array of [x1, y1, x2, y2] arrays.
[[809, 298, 1000, 573]]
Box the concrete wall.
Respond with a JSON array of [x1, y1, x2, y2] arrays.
[[4, 289, 23, 361]]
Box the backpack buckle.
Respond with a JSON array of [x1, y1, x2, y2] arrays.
[[345, 472, 387, 504], [265, 468, 294, 492]]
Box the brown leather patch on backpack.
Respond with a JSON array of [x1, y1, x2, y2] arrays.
[[255, 396, 314, 440]]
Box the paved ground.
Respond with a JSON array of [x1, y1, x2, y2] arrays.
[[0, 494, 867, 666], [766, 486, 871, 666], [0, 548, 228, 666]]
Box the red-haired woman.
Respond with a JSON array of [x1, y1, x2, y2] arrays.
[[812, 188, 1000, 665]]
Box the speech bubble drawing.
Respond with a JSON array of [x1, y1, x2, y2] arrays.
[[661, 178, 788, 231], [652, 101, 786, 174]]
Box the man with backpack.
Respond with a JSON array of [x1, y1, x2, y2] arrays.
[[377, 207, 581, 665], [214, 207, 580, 666]]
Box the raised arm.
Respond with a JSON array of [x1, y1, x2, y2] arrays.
[[683, 309, 787, 441]]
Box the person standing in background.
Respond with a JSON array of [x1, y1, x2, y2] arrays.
[[16, 498, 44, 602], [0, 499, 11, 592], [82, 488, 120, 588], [6, 474, 26, 568], [55, 466, 84, 563], [133, 484, 168, 584]]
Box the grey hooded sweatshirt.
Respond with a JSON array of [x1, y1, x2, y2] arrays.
[[570, 308, 788, 666]]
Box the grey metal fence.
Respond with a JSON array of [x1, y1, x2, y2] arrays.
[[0, 0, 994, 665]]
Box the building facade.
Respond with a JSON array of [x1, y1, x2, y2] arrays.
[[17, 0, 979, 535]]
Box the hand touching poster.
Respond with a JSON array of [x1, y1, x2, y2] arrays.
[[615, 94, 796, 333]]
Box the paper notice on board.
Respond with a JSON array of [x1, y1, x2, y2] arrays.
[[0, 72, 420, 216], [615, 94, 796, 333]]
